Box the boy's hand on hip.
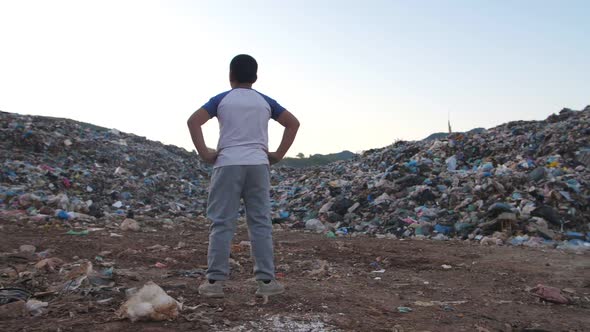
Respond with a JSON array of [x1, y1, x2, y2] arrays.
[[267, 151, 284, 165], [201, 150, 218, 164]]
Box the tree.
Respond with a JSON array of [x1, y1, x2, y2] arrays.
[[296, 152, 305, 159]]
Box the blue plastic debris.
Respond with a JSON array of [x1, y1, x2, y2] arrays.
[[57, 210, 70, 220], [336, 227, 349, 235], [566, 179, 581, 193], [481, 162, 494, 172], [565, 231, 585, 240], [434, 224, 453, 235]]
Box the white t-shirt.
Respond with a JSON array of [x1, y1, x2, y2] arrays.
[[201, 88, 286, 168]]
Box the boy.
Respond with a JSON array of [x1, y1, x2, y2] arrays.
[[187, 54, 300, 298]]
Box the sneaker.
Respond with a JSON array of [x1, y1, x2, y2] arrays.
[[198, 280, 225, 298], [255, 280, 285, 297]]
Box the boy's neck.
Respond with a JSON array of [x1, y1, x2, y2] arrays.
[[231, 82, 253, 89]]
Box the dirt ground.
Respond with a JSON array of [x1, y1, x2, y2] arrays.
[[1, 216, 589, 332]]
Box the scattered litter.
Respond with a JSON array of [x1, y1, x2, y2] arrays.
[[397, 306, 413, 313], [371, 269, 386, 273], [305, 219, 326, 233], [19, 244, 36, 254], [175, 269, 206, 278], [120, 218, 140, 232], [0, 288, 32, 305], [25, 299, 48, 316], [62, 261, 94, 291], [147, 244, 169, 252], [414, 300, 468, 307], [306, 260, 328, 276], [66, 230, 89, 236], [530, 284, 571, 304], [116, 281, 181, 322], [183, 311, 213, 324], [35, 257, 65, 272], [96, 298, 114, 305]]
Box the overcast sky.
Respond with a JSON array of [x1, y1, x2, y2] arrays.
[[1, 0, 588, 156]]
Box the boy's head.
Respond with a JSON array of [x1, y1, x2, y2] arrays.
[[229, 54, 257, 85]]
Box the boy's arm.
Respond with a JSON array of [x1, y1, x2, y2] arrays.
[[268, 110, 300, 164], [187, 108, 217, 164]]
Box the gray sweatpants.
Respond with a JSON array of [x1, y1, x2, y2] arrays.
[[206, 165, 275, 281]]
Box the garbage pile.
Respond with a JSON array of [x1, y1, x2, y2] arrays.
[[1, 106, 589, 251], [271, 106, 590, 250], [0, 111, 210, 222]]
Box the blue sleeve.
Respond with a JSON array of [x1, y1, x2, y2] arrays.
[[258, 92, 286, 120], [201, 90, 231, 118]]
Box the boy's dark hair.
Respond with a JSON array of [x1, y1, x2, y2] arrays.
[[230, 54, 258, 83]]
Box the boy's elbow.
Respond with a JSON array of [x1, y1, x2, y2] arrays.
[[187, 119, 200, 134], [288, 117, 300, 129], [187, 116, 200, 128]]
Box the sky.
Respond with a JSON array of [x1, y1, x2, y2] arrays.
[[0, 0, 588, 157]]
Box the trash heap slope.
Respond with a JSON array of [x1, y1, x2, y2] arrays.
[[0, 111, 209, 220], [1, 106, 589, 249], [271, 106, 590, 248]]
